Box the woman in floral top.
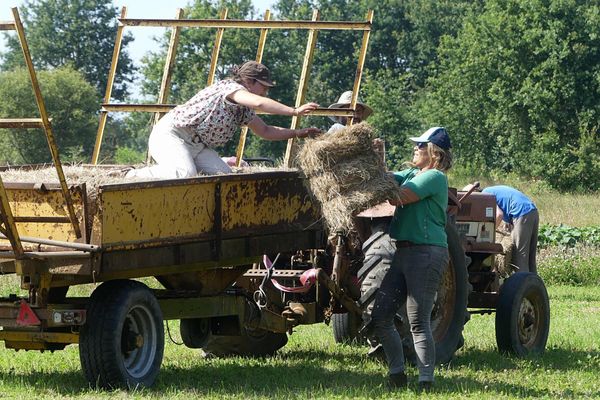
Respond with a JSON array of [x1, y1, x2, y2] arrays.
[[127, 61, 320, 178]]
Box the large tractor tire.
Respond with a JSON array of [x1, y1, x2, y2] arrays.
[[331, 225, 395, 345], [495, 272, 550, 356], [357, 222, 470, 364], [80, 280, 164, 389]]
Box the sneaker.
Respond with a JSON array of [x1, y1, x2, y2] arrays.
[[388, 371, 407, 389], [417, 380, 433, 393]]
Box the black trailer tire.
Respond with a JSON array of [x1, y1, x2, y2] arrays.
[[202, 327, 288, 357], [180, 318, 211, 348], [80, 280, 164, 389], [359, 222, 469, 365], [332, 312, 362, 344], [495, 272, 550, 356]]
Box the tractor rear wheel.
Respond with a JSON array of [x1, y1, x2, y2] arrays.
[[357, 222, 470, 364]]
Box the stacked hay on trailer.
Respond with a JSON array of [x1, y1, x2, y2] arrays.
[[297, 123, 400, 233], [0, 164, 285, 202]]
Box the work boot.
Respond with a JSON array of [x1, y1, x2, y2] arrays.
[[417, 380, 433, 393], [388, 371, 408, 389]]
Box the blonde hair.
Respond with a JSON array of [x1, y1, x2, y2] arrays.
[[427, 142, 453, 172], [404, 142, 453, 172]]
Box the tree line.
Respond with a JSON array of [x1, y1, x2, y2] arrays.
[[0, 0, 598, 191]]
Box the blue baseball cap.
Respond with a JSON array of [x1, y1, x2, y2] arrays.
[[409, 127, 452, 150]]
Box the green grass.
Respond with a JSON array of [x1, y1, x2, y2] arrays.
[[538, 245, 600, 286], [0, 285, 599, 399]]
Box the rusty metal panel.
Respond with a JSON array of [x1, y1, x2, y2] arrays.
[[221, 176, 318, 233], [156, 265, 249, 294], [0, 184, 86, 247], [100, 181, 216, 246], [456, 192, 496, 222], [159, 295, 245, 320]]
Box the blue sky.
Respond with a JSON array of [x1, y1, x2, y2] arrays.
[[1, 0, 276, 62]]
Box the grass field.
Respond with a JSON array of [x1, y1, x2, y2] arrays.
[[0, 284, 599, 399]]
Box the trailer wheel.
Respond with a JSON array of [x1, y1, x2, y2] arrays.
[[80, 280, 164, 389], [495, 272, 550, 356], [202, 327, 287, 357], [357, 222, 469, 365], [332, 311, 362, 344], [180, 318, 211, 348]]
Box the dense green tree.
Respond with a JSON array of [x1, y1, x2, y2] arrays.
[[418, 0, 600, 190], [1, 0, 134, 99], [0, 67, 99, 164]]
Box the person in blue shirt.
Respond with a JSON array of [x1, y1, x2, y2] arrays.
[[482, 185, 539, 273]]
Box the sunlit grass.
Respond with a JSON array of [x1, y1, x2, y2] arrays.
[[0, 285, 599, 399]]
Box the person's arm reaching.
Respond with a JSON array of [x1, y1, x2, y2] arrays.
[[247, 115, 321, 140], [228, 90, 318, 116]]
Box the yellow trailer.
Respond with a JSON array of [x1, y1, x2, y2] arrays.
[[0, 7, 372, 389]]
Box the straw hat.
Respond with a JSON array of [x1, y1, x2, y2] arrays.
[[328, 91, 373, 122]]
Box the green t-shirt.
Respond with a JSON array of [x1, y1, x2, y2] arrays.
[[389, 168, 448, 247]]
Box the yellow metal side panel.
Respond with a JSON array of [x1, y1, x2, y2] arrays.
[[101, 183, 216, 244], [0, 188, 85, 243], [221, 178, 314, 230]]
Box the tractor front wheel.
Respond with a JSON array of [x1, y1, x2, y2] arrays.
[[495, 272, 550, 356]]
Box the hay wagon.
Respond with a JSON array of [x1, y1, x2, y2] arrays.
[[0, 7, 374, 388], [0, 6, 550, 390]]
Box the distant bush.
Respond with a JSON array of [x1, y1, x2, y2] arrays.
[[538, 248, 600, 286], [538, 224, 600, 248]]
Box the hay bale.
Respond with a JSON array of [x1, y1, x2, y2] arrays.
[[297, 123, 400, 233], [0, 164, 144, 201], [494, 230, 515, 276]]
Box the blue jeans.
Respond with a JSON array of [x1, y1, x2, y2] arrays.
[[371, 244, 448, 382]]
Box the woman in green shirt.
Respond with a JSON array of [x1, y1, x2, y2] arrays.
[[371, 127, 453, 392]]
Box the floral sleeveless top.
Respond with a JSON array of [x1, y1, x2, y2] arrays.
[[170, 80, 256, 148]]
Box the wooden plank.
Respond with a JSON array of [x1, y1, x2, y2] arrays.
[[347, 10, 374, 125], [284, 10, 320, 167], [0, 118, 45, 128], [154, 8, 185, 125], [235, 9, 271, 166], [206, 9, 228, 86], [91, 6, 128, 164], [0, 22, 15, 31], [12, 7, 81, 238], [119, 18, 371, 30]]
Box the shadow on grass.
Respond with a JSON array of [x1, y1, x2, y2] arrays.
[[1, 346, 599, 396], [454, 346, 600, 373]]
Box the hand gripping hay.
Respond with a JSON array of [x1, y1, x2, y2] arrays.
[[297, 123, 401, 233]]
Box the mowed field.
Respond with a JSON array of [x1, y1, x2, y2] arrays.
[[0, 189, 599, 399]]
